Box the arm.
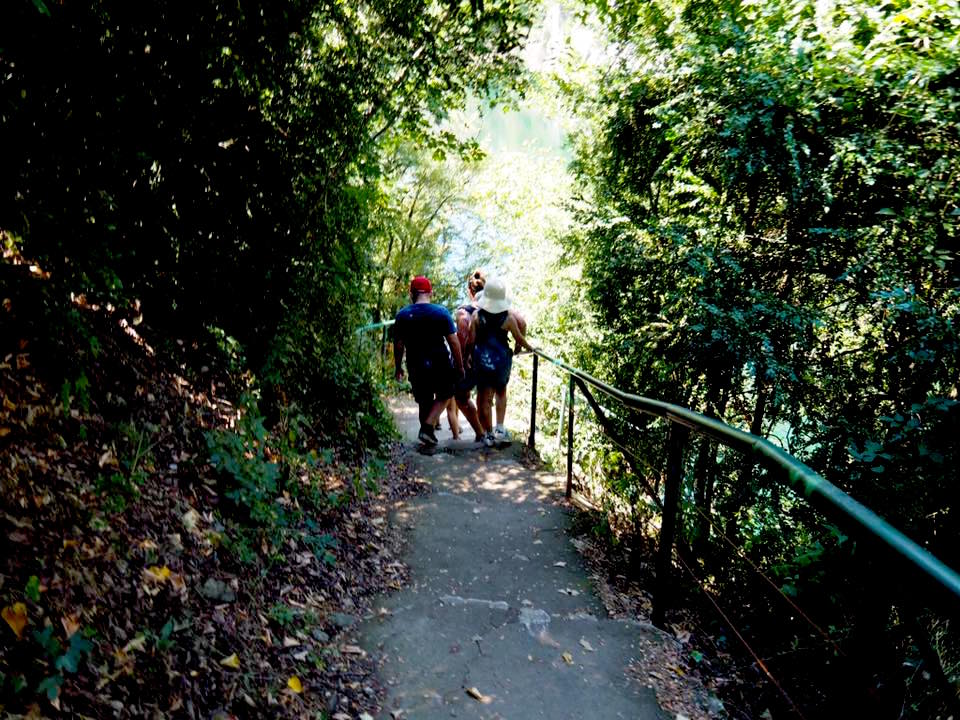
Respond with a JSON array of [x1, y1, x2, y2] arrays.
[[505, 315, 534, 353], [509, 309, 527, 353], [394, 337, 405, 381], [446, 333, 464, 377], [456, 308, 475, 367]]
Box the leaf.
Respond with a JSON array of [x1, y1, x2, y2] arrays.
[[287, 676, 303, 693], [2, 603, 28, 639], [219, 653, 241, 669], [61, 615, 80, 638], [553, 561, 566, 567], [562, 651, 574, 665], [124, 634, 148, 653], [146, 565, 172, 580], [25, 576, 41, 602], [37, 675, 62, 701], [578, 638, 595, 652]]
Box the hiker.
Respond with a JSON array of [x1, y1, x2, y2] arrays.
[[451, 270, 488, 443], [394, 276, 464, 446], [454, 270, 528, 444], [469, 276, 533, 447]]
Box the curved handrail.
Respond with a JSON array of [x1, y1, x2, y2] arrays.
[[357, 320, 960, 608], [529, 348, 960, 608]]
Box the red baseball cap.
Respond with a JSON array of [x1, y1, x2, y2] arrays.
[[410, 276, 432, 293]]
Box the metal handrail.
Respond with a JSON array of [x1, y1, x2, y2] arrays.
[[528, 348, 960, 611], [357, 320, 960, 617]]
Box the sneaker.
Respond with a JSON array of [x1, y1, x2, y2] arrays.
[[492, 425, 511, 444], [474, 433, 485, 444], [418, 425, 438, 446], [482, 432, 495, 448]]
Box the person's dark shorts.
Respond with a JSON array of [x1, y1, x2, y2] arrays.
[[455, 364, 477, 395], [409, 362, 456, 406]]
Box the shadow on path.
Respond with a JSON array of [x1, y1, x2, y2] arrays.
[[355, 396, 668, 719]]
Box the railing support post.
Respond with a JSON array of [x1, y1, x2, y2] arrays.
[[528, 354, 538, 450], [566, 375, 575, 499], [653, 422, 690, 628], [380, 325, 388, 381]]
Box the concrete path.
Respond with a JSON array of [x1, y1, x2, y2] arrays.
[[356, 397, 668, 720]]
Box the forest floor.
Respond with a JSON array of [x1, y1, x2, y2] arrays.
[[0, 263, 428, 718]]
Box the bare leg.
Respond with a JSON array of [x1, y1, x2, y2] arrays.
[[476, 387, 495, 433], [446, 397, 460, 439], [455, 390, 484, 438], [495, 386, 508, 427], [425, 398, 448, 426]]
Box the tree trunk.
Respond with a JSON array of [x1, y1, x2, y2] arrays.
[[693, 375, 730, 556], [725, 368, 767, 543]]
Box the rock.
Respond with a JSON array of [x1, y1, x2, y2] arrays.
[[707, 696, 725, 715], [328, 612, 356, 629], [199, 578, 236, 602], [181, 508, 200, 532], [312, 629, 331, 643]]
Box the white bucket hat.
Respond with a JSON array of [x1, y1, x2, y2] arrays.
[[476, 277, 511, 314]]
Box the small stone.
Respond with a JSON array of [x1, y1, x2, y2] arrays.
[[199, 578, 236, 602], [312, 629, 331, 643], [328, 612, 356, 629]]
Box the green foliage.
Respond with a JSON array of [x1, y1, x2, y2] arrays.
[[95, 421, 156, 512], [31, 626, 93, 700], [206, 396, 282, 526], [2, 0, 536, 460], [24, 576, 41, 603], [548, 0, 960, 714], [268, 603, 297, 628]]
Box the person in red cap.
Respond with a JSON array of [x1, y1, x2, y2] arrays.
[[394, 276, 465, 446]]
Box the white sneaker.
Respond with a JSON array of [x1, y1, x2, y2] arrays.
[[492, 426, 511, 444], [482, 432, 495, 448]]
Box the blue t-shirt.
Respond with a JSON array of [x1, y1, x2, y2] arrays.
[[394, 302, 456, 370]]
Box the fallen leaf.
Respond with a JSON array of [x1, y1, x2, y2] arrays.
[[219, 653, 241, 669], [282, 636, 300, 648], [562, 652, 574, 665], [0, 427, 10, 438], [2, 603, 28, 639], [465, 686, 492, 704], [359, 714, 374, 720], [579, 638, 595, 652], [61, 615, 81, 638], [287, 676, 303, 693], [146, 565, 172, 580], [553, 561, 566, 567], [182, 509, 200, 532], [341, 644, 365, 655], [124, 635, 148, 653]]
